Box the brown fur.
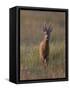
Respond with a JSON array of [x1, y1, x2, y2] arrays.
[[39, 37, 49, 67], [39, 24, 52, 68]]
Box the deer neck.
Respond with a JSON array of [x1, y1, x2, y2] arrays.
[[44, 34, 49, 42], [43, 37, 49, 46]]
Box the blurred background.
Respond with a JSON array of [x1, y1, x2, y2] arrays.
[[20, 10, 66, 80]]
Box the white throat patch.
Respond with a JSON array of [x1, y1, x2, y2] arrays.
[[45, 35, 48, 40]]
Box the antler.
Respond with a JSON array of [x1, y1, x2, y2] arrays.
[[48, 24, 53, 31], [43, 23, 48, 30]]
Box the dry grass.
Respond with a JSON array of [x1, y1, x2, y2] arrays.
[[20, 10, 65, 80], [20, 42, 65, 80]]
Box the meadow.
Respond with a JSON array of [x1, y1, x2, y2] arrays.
[[20, 10, 65, 80]]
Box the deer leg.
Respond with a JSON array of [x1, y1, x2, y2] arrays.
[[40, 57, 45, 69], [41, 58, 47, 69], [44, 59, 48, 69], [44, 55, 49, 69], [40, 56, 48, 69], [40, 57, 44, 65]]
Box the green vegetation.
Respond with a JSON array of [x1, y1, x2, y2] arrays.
[[20, 10, 65, 80]]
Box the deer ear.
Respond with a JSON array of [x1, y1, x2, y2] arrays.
[[50, 27, 53, 32], [48, 24, 53, 32], [43, 23, 48, 32]]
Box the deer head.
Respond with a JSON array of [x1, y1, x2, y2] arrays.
[[43, 24, 53, 41]]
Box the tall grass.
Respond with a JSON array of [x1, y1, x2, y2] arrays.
[[20, 10, 65, 80], [20, 42, 65, 80]]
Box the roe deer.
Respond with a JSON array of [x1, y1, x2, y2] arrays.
[[39, 24, 53, 68]]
